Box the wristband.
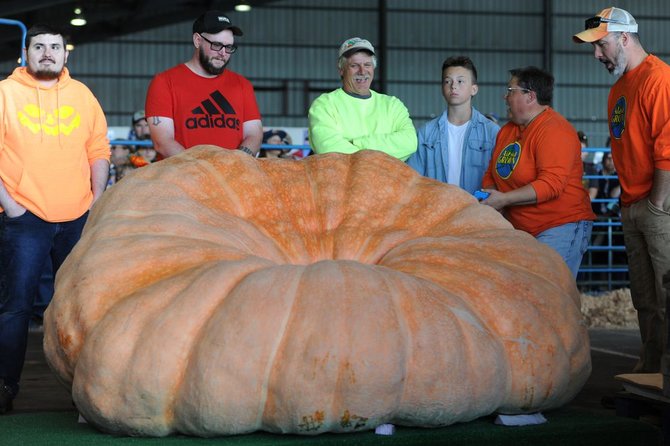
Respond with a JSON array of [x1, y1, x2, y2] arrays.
[[238, 146, 254, 156]]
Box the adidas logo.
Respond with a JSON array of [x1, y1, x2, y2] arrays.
[[186, 90, 240, 130]]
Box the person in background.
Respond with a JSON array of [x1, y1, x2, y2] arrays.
[[129, 109, 151, 141], [308, 37, 417, 161], [0, 24, 109, 413], [127, 110, 156, 167], [579, 130, 600, 200], [593, 150, 621, 217], [145, 11, 262, 158], [407, 56, 499, 193], [260, 129, 293, 159], [574, 7, 670, 373], [109, 143, 133, 183], [480, 66, 595, 278], [588, 148, 626, 288]]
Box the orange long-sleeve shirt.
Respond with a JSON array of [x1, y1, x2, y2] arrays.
[[608, 54, 670, 206], [482, 108, 595, 236], [0, 67, 109, 222]]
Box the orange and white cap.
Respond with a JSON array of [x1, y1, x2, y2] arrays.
[[573, 7, 638, 43]]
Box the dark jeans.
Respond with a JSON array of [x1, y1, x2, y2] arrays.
[[32, 258, 54, 321], [0, 210, 88, 395]]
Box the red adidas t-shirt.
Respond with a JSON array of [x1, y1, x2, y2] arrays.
[[145, 64, 261, 150]]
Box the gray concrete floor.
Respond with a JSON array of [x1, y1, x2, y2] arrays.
[[10, 328, 642, 415]]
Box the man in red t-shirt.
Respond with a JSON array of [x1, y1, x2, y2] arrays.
[[145, 11, 262, 158]]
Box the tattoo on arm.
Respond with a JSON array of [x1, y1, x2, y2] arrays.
[[152, 117, 161, 125]]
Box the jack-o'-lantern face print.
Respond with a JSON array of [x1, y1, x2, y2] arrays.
[[18, 104, 81, 136]]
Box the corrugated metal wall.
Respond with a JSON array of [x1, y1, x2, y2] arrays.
[[2, 0, 669, 145]]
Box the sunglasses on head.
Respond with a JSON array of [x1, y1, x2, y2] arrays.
[[584, 16, 626, 30]]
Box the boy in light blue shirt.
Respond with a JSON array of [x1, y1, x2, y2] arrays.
[[407, 56, 499, 193]]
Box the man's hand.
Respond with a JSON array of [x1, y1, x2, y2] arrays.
[[0, 179, 27, 218], [4, 201, 27, 219]]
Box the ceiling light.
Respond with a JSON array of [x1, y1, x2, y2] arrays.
[[235, 3, 252, 12], [70, 7, 87, 26], [66, 44, 75, 51]]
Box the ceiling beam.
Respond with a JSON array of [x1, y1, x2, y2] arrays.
[[0, 1, 74, 17]]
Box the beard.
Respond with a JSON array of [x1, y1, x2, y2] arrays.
[[199, 50, 228, 76], [135, 132, 151, 141], [608, 42, 627, 77], [28, 67, 63, 80]]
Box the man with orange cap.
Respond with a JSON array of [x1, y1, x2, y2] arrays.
[[574, 7, 670, 373]]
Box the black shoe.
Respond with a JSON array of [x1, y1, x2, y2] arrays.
[[0, 384, 15, 414]]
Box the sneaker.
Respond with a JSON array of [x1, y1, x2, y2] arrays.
[[0, 384, 15, 414]]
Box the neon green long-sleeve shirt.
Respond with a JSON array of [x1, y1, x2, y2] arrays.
[[308, 88, 417, 161]]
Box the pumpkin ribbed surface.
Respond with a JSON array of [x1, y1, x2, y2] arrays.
[[43, 146, 590, 437]]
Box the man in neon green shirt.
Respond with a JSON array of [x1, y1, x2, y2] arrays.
[[308, 37, 417, 161]]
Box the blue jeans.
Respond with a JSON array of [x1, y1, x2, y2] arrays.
[[33, 259, 54, 321], [0, 210, 88, 395], [535, 220, 593, 278]]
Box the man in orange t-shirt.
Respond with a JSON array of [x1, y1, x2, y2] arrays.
[[481, 66, 595, 278], [574, 7, 670, 373], [0, 25, 109, 413]]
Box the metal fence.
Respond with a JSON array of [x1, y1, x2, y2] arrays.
[[576, 148, 627, 291]]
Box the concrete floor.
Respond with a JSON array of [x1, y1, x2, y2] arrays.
[[10, 328, 642, 415]]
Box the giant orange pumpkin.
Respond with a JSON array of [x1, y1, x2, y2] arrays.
[[43, 146, 591, 437]]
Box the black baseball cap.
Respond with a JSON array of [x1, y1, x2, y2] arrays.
[[193, 11, 243, 36]]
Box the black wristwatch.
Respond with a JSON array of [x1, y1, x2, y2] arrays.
[[238, 146, 254, 156]]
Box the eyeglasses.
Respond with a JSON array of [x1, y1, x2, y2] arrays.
[[505, 87, 530, 96], [584, 16, 626, 30], [198, 34, 237, 54]]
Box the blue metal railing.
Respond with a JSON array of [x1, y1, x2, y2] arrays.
[[577, 147, 628, 289], [0, 19, 27, 66], [111, 140, 311, 154]]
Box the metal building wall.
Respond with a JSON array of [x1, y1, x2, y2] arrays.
[[386, 0, 545, 127], [2, 0, 670, 142]]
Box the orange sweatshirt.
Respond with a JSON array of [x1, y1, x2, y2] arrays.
[[608, 54, 670, 206], [0, 67, 109, 222], [482, 107, 595, 236]]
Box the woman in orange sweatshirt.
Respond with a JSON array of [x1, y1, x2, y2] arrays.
[[481, 67, 595, 278]]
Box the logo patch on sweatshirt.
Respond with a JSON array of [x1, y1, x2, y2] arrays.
[[18, 104, 81, 136], [495, 141, 521, 179], [610, 96, 626, 139], [185, 90, 240, 130]]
